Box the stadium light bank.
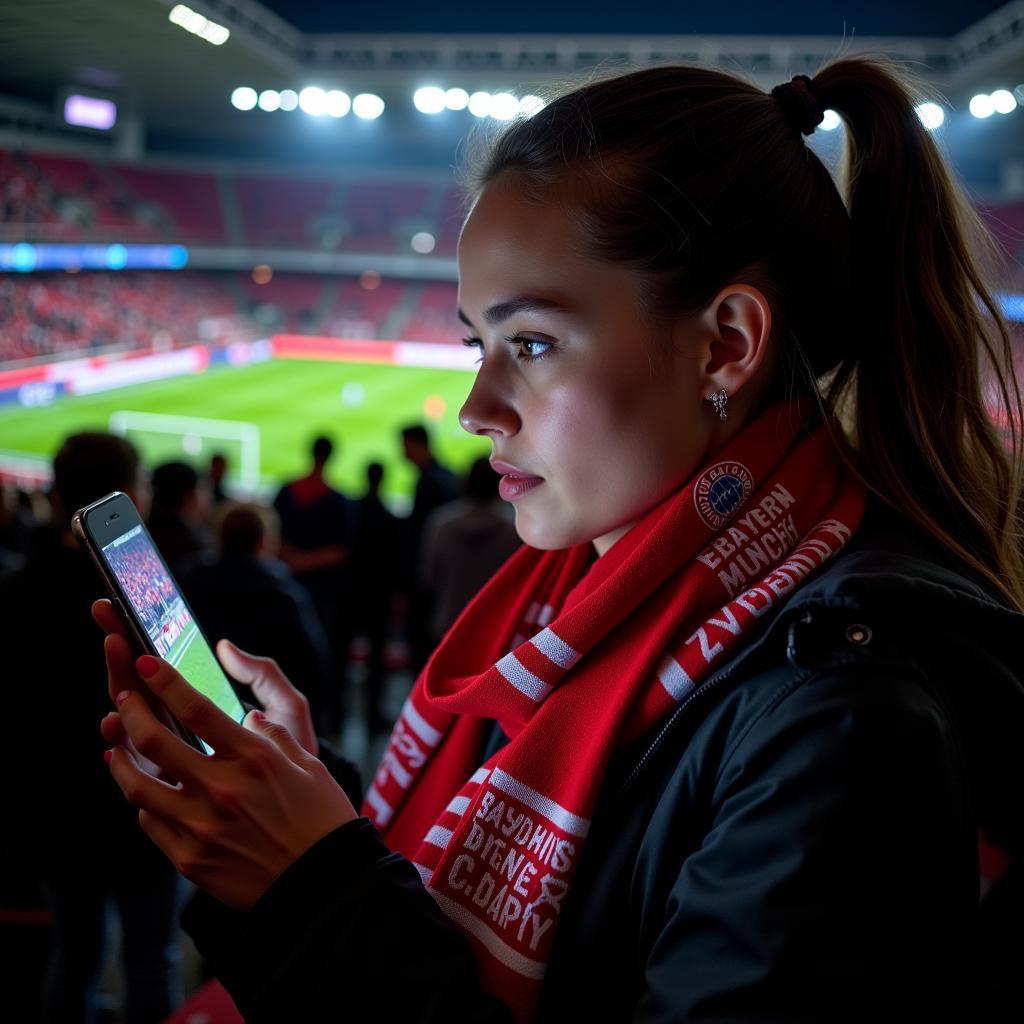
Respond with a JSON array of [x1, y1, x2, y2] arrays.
[[168, 4, 229, 46]]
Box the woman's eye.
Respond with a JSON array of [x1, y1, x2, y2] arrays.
[[507, 335, 553, 361]]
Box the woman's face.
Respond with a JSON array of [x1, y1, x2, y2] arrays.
[[457, 174, 717, 554]]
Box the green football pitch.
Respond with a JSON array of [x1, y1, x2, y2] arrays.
[[165, 617, 244, 726], [1, 358, 489, 505]]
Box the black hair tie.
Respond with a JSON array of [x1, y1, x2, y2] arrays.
[[770, 74, 826, 136]]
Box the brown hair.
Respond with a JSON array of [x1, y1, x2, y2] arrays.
[[469, 58, 1024, 610]]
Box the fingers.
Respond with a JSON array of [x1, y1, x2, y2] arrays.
[[105, 632, 140, 706], [135, 655, 246, 756], [100, 711, 127, 746], [217, 641, 303, 711], [115, 689, 205, 782], [244, 709, 310, 767], [107, 745, 182, 818], [92, 598, 129, 639]]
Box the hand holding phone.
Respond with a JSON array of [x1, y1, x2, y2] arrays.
[[98, 627, 357, 911], [74, 491, 246, 753], [93, 598, 318, 759]]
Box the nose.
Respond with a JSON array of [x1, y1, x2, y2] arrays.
[[458, 360, 521, 439]]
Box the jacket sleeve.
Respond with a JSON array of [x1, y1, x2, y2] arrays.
[[634, 664, 974, 1022], [316, 739, 363, 806], [182, 818, 516, 1024]]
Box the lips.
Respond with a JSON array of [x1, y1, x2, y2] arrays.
[[491, 459, 544, 502]]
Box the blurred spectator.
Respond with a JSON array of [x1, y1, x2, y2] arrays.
[[181, 502, 334, 730], [349, 462, 401, 734], [400, 423, 458, 672], [419, 457, 521, 648], [0, 482, 35, 577], [273, 435, 352, 730], [148, 461, 213, 577], [207, 452, 230, 507], [0, 432, 183, 1024]]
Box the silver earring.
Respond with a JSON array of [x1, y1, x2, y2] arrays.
[[708, 389, 728, 422]]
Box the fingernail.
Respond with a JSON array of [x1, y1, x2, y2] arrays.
[[136, 655, 160, 678], [104, 749, 113, 764], [115, 690, 131, 706], [251, 710, 266, 723]]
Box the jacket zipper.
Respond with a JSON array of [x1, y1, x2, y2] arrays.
[[615, 659, 744, 801]]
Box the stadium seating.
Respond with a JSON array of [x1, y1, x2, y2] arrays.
[[0, 272, 249, 363], [401, 282, 461, 343], [342, 181, 431, 253], [324, 278, 408, 339], [237, 175, 336, 248], [26, 153, 146, 240], [1, 147, 1019, 367], [242, 273, 329, 332], [112, 165, 227, 244]]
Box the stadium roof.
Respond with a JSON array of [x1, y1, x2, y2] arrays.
[[261, 0, 1007, 37], [0, 0, 1021, 174]]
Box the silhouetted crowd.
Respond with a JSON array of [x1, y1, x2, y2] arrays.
[[0, 426, 519, 1022]]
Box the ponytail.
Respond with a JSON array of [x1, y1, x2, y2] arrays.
[[814, 57, 1024, 610]]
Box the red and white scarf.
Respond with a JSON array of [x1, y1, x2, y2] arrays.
[[363, 402, 866, 1020]]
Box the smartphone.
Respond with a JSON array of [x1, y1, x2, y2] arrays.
[[73, 490, 246, 755]]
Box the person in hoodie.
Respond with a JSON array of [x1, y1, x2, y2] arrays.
[[95, 59, 1024, 1021], [419, 456, 521, 649]]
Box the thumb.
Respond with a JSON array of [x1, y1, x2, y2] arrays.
[[217, 640, 291, 705], [244, 709, 309, 766], [216, 638, 269, 683]]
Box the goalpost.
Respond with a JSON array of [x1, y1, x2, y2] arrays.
[[109, 411, 262, 492]]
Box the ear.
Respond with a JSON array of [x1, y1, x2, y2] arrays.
[[695, 285, 773, 399]]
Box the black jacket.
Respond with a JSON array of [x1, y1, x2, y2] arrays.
[[183, 506, 1024, 1021]]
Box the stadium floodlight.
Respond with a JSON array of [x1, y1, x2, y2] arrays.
[[969, 93, 995, 118], [411, 231, 436, 254], [278, 89, 299, 111], [819, 109, 841, 131], [258, 90, 281, 112], [353, 93, 385, 119], [519, 95, 546, 117], [414, 87, 447, 114], [325, 90, 351, 118], [915, 102, 944, 131], [168, 4, 230, 46], [489, 93, 519, 121], [468, 91, 492, 117], [991, 89, 1017, 114], [446, 88, 469, 111], [299, 87, 327, 116], [231, 87, 257, 111]]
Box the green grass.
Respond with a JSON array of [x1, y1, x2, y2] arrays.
[[1, 358, 489, 504], [167, 619, 244, 724]]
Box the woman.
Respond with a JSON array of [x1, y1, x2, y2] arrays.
[[97, 58, 1024, 1020]]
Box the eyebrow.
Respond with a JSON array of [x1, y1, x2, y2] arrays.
[[457, 295, 572, 328]]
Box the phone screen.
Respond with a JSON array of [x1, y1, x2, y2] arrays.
[[101, 522, 245, 743]]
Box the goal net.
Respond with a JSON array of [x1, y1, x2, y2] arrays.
[[109, 411, 262, 493]]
